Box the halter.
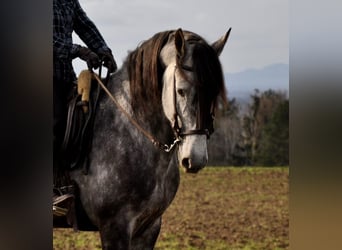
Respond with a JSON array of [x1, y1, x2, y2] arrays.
[[171, 65, 212, 140]]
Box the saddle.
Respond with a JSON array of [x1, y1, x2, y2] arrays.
[[61, 70, 103, 174], [53, 70, 106, 231]]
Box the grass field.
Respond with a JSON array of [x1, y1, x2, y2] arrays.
[[53, 167, 289, 250]]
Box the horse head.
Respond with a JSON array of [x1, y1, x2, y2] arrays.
[[160, 28, 230, 173]]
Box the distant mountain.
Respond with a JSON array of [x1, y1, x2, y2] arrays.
[[225, 63, 289, 102]]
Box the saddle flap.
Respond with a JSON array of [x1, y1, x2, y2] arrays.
[[62, 74, 102, 171]]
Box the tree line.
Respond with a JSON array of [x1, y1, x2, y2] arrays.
[[208, 89, 289, 166]]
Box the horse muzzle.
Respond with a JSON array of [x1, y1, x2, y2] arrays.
[[178, 135, 208, 174], [181, 157, 207, 173]]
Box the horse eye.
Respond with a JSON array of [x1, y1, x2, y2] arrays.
[[177, 89, 185, 97]]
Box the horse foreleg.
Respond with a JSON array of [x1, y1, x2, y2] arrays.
[[131, 217, 162, 250], [99, 222, 131, 250]]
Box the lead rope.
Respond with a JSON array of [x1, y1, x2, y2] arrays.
[[92, 73, 180, 153]]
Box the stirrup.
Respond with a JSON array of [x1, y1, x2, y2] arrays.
[[53, 193, 74, 204], [53, 194, 74, 216], [53, 205, 69, 216]]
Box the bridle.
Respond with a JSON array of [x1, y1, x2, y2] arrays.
[[171, 65, 213, 141], [92, 63, 215, 153]]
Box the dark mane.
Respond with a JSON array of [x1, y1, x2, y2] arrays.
[[127, 31, 172, 115], [127, 30, 227, 121], [177, 32, 228, 130]]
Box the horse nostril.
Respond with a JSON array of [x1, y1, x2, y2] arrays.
[[182, 158, 190, 168]]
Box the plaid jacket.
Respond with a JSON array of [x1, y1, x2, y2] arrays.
[[53, 0, 110, 82]]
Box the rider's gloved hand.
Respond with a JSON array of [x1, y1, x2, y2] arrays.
[[77, 46, 101, 70], [97, 47, 117, 73]]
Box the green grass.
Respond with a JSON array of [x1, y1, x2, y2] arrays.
[[53, 230, 102, 250]]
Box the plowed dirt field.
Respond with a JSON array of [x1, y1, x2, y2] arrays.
[[53, 167, 289, 249]]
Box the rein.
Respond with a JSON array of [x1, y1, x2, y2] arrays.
[[92, 73, 180, 153], [92, 64, 213, 153]]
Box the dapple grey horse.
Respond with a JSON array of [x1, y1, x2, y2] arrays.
[[68, 28, 230, 249]]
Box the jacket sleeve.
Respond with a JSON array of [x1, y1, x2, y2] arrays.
[[72, 0, 110, 53]]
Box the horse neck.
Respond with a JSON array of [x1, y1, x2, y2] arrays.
[[105, 68, 174, 147]]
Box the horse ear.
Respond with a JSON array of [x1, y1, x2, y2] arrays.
[[175, 28, 185, 58], [211, 28, 231, 56]]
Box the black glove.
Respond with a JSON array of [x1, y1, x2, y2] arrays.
[[97, 48, 117, 73], [77, 46, 101, 70]]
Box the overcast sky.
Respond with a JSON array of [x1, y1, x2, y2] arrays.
[[72, 0, 288, 75]]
